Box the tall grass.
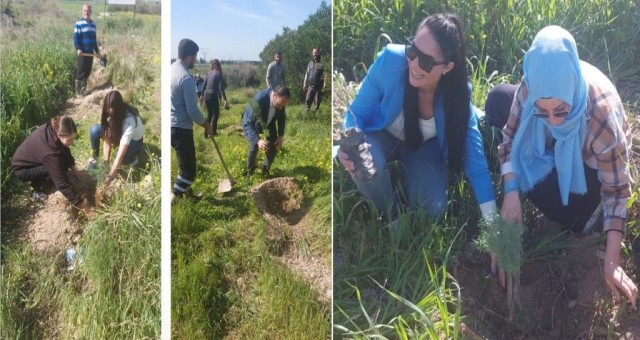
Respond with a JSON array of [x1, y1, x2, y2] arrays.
[[0, 35, 75, 187], [334, 0, 640, 88], [334, 0, 639, 337], [171, 89, 332, 338], [1, 1, 161, 338]]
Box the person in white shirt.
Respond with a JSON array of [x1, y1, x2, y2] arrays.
[[87, 90, 144, 184]]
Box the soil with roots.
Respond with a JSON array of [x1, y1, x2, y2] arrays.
[[252, 177, 332, 301], [455, 219, 640, 339]]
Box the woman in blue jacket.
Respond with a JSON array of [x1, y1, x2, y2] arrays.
[[337, 14, 497, 222]]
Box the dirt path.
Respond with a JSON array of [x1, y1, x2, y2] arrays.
[[252, 177, 332, 301], [456, 221, 640, 339]]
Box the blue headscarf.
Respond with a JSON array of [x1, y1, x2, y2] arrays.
[[510, 25, 589, 205]]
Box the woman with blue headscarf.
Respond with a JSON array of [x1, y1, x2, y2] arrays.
[[486, 26, 637, 308]]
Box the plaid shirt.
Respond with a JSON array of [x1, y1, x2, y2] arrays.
[[498, 64, 632, 232]]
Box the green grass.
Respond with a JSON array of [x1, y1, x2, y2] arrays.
[[333, 0, 640, 337], [171, 90, 332, 338], [1, 1, 161, 338]]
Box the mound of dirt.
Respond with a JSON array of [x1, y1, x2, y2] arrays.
[[221, 124, 244, 136], [456, 227, 640, 339], [27, 192, 80, 252], [251, 177, 303, 225], [65, 88, 114, 121], [25, 171, 96, 252]]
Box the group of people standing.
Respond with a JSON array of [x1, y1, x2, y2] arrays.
[[170, 39, 327, 202], [337, 14, 637, 308]]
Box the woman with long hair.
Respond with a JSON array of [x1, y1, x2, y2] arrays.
[[88, 90, 144, 184], [337, 14, 497, 224], [12, 115, 95, 216], [200, 59, 229, 137]]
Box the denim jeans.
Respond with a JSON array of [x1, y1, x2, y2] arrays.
[[90, 124, 143, 164], [350, 130, 448, 219]]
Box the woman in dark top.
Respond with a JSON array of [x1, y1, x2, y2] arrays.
[[200, 59, 229, 137], [11, 116, 95, 217]]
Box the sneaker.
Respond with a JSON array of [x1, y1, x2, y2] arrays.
[[170, 193, 178, 205], [30, 190, 48, 202], [85, 157, 98, 170]]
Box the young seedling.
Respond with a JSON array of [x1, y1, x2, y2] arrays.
[[476, 214, 525, 320]]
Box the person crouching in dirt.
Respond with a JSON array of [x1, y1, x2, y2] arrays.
[[336, 14, 497, 227], [242, 85, 290, 177], [11, 116, 96, 218], [86, 90, 144, 186], [485, 25, 638, 309]]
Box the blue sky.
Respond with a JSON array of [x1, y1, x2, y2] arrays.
[[171, 0, 326, 61]]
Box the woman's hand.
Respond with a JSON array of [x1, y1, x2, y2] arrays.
[[491, 191, 523, 288], [79, 200, 96, 218], [337, 149, 354, 172], [604, 230, 638, 309]]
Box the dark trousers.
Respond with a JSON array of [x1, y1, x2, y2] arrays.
[[305, 85, 322, 111], [204, 92, 220, 136], [171, 127, 196, 195], [485, 84, 601, 232], [75, 55, 93, 81], [246, 135, 277, 173], [13, 166, 56, 194]]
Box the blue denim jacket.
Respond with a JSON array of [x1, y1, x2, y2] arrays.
[[171, 60, 205, 130]]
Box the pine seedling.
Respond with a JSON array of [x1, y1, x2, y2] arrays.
[[476, 214, 525, 320]]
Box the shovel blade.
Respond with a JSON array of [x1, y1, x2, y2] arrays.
[[217, 179, 233, 193]]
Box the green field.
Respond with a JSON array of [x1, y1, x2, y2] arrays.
[[1, 1, 161, 338], [171, 89, 332, 338], [333, 0, 640, 338]]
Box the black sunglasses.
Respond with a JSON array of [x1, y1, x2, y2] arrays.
[[405, 37, 449, 73]]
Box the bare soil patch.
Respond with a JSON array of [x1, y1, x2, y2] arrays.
[[456, 221, 640, 339], [251, 177, 331, 301], [25, 170, 96, 252]]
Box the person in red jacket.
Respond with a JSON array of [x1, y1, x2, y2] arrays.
[[11, 116, 95, 217]]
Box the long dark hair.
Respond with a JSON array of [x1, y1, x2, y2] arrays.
[[51, 115, 77, 136], [101, 90, 139, 146], [211, 59, 223, 75], [404, 14, 470, 174]]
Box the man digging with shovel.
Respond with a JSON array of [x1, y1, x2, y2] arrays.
[[73, 3, 100, 98], [170, 38, 214, 204]]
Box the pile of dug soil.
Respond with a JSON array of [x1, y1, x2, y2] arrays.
[[26, 170, 96, 252]]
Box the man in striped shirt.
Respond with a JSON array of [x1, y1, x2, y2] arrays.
[[73, 3, 100, 98]]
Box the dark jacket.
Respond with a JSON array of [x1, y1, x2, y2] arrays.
[[202, 70, 227, 101], [242, 89, 285, 145], [11, 123, 81, 205]]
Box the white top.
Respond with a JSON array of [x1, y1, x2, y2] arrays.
[[385, 111, 437, 141], [120, 111, 144, 145]]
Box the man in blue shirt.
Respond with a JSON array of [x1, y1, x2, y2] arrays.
[[73, 4, 100, 98], [171, 39, 213, 203]]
